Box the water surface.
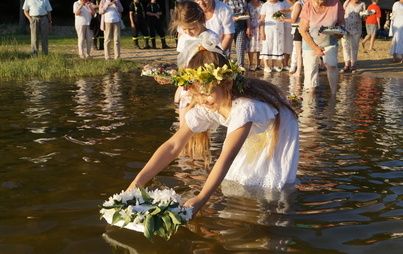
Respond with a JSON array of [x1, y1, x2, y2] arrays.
[[0, 72, 402, 253]]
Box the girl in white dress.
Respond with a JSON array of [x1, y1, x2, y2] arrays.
[[127, 43, 299, 217], [259, 0, 287, 72], [389, 0, 403, 63], [246, 0, 264, 71]]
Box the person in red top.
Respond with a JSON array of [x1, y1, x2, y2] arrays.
[[361, 0, 381, 52]]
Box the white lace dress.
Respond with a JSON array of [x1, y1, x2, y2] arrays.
[[185, 97, 299, 189]]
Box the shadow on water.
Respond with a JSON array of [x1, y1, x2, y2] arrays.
[[0, 71, 402, 253]]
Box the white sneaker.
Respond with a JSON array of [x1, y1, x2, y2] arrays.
[[289, 65, 296, 73], [264, 67, 272, 72], [273, 67, 282, 72]]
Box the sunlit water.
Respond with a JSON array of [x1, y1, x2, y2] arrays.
[[0, 71, 402, 253]]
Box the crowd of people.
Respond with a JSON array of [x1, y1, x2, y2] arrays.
[[23, 1, 403, 83]]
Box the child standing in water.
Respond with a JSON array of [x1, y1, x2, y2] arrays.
[[171, 1, 221, 125], [127, 44, 299, 217]]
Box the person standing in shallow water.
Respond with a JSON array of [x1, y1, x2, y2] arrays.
[[22, 0, 53, 56], [129, 0, 152, 49], [299, 0, 345, 94], [127, 44, 299, 217]]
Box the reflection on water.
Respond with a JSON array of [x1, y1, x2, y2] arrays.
[[0, 72, 402, 253]]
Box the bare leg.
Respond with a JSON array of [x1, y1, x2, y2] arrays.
[[263, 59, 269, 68], [248, 51, 254, 68], [256, 52, 261, 67], [283, 53, 290, 68], [368, 34, 376, 51], [326, 64, 338, 94], [291, 41, 302, 77], [361, 35, 370, 51]]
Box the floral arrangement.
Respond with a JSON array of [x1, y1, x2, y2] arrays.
[[272, 11, 285, 20], [99, 187, 193, 242], [318, 25, 349, 35], [141, 65, 178, 80], [287, 94, 303, 106], [359, 10, 375, 17]]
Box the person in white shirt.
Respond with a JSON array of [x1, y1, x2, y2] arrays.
[[99, 0, 124, 59], [74, 0, 96, 58], [194, 0, 235, 53]]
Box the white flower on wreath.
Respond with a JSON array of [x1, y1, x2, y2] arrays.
[[100, 208, 115, 219], [180, 207, 193, 221], [149, 189, 182, 205]]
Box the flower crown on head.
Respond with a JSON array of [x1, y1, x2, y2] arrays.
[[141, 61, 248, 94], [171, 59, 248, 94]]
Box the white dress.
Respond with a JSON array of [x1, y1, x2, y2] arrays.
[[259, 1, 286, 60], [246, 1, 263, 52], [390, 1, 403, 56], [185, 97, 299, 190]]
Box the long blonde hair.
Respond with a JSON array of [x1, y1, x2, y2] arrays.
[[183, 50, 298, 166]]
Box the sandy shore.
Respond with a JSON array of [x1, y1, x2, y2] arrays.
[[87, 38, 403, 79]]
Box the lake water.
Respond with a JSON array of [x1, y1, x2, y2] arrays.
[[0, 72, 402, 253]]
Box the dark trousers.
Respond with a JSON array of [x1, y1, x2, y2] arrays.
[[148, 18, 165, 39], [131, 20, 149, 39], [90, 15, 104, 38]]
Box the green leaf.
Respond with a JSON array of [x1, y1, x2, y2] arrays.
[[160, 213, 172, 232], [166, 211, 182, 225], [111, 210, 122, 225], [154, 216, 167, 239], [126, 200, 137, 205], [144, 214, 155, 242], [122, 214, 131, 228], [150, 206, 161, 215], [140, 187, 153, 203]]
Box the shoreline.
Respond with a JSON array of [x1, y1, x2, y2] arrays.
[[87, 39, 402, 80]]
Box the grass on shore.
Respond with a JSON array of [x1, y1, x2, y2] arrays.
[[0, 34, 147, 80]]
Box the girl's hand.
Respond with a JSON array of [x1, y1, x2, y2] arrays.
[[126, 180, 141, 192], [183, 196, 206, 219]]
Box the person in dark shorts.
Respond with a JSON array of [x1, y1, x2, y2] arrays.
[[129, 0, 151, 49]]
